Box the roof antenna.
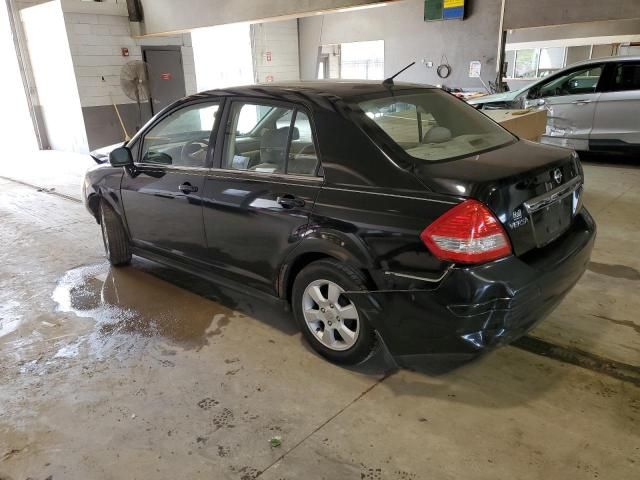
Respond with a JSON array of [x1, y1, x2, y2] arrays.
[[382, 61, 416, 87]]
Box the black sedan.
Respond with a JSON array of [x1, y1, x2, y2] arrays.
[[83, 81, 595, 365]]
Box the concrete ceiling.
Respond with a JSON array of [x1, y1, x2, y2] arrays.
[[138, 0, 394, 35], [504, 0, 640, 30]]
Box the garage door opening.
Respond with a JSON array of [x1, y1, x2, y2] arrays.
[[0, 0, 38, 156]]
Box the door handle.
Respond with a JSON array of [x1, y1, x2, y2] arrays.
[[277, 194, 305, 209], [572, 99, 592, 105], [178, 182, 198, 194]]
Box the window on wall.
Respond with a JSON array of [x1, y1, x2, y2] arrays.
[[340, 40, 384, 80], [509, 47, 569, 79], [317, 40, 384, 81], [514, 49, 541, 78], [505, 43, 622, 80], [538, 47, 565, 77]]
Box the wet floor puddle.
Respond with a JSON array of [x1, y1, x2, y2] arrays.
[[52, 262, 237, 350]]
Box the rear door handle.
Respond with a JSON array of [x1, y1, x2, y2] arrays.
[[178, 182, 198, 194], [277, 194, 305, 208]]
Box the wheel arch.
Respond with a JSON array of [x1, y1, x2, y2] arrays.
[[278, 236, 378, 303], [87, 193, 101, 222]]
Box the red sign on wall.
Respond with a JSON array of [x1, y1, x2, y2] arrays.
[[265, 75, 274, 82], [160, 72, 172, 80]]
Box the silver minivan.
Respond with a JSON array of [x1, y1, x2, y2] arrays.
[[469, 56, 640, 154]]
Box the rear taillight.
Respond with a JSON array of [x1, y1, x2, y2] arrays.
[[420, 199, 512, 264]]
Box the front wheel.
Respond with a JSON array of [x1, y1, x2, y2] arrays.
[[292, 259, 376, 365], [99, 201, 131, 266]]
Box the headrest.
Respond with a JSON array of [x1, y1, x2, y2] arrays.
[[261, 127, 299, 149], [423, 126, 452, 144]]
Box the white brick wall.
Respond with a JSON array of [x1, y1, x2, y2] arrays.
[[252, 20, 300, 83], [62, 8, 195, 108]]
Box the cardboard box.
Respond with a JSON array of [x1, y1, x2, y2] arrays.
[[484, 109, 547, 142]]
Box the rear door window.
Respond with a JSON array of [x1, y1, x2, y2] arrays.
[[222, 102, 320, 176], [287, 111, 319, 176], [611, 62, 640, 91]]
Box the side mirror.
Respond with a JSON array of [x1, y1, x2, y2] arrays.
[[109, 146, 133, 167]]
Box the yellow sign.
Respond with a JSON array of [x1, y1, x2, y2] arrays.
[[444, 0, 464, 8]]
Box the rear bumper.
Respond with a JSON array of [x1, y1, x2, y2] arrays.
[[345, 209, 596, 359]]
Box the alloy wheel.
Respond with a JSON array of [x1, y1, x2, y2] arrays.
[[301, 279, 360, 351]]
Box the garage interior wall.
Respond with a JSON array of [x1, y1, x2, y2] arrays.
[[192, 24, 254, 91], [62, 5, 195, 150], [251, 19, 300, 83], [11, 0, 197, 152], [298, 0, 503, 89]]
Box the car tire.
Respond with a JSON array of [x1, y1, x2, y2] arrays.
[[292, 259, 377, 365], [99, 201, 132, 267]]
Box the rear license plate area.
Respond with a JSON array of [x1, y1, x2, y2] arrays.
[[530, 196, 573, 247]]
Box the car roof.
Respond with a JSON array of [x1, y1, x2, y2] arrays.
[[192, 80, 436, 104], [557, 54, 640, 69]]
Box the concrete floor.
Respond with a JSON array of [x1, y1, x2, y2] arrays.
[[0, 158, 638, 480]]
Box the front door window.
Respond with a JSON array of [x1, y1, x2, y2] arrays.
[[140, 102, 220, 167], [534, 65, 603, 99]]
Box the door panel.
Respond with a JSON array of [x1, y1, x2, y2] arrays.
[[525, 64, 604, 150], [591, 62, 640, 147], [537, 93, 600, 150], [122, 168, 207, 260], [591, 91, 640, 145], [202, 172, 321, 292], [144, 49, 187, 114], [201, 101, 323, 293], [120, 101, 221, 263]]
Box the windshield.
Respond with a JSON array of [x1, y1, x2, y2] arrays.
[[357, 89, 515, 162]]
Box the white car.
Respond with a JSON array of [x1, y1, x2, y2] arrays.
[[469, 56, 640, 154]]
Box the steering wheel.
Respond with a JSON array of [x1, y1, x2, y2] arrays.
[[180, 139, 209, 165]]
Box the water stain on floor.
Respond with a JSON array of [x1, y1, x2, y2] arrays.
[[0, 300, 22, 338], [588, 261, 640, 281], [52, 262, 236, 349]]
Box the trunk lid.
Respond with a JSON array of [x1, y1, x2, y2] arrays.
[[412, 140, 583, 256]]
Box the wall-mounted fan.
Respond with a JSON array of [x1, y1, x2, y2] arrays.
[[120, 60, 150, 131]]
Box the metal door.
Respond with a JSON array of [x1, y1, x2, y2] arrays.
[[144, 48, 187, 115]]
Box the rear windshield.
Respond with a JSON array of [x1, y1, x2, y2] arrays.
[[357, 89, 514, 162]]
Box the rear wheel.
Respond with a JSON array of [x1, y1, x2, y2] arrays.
[[99, 201, 131, 266], [292, 259, 376, 364]]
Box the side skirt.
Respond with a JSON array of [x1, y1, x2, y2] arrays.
[[130, 246, 286, 309]]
